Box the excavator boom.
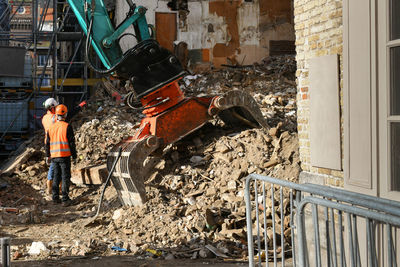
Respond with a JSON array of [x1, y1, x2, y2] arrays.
[[68, 0, 270, 206]]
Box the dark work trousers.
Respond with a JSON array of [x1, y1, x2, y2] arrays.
[[52, 157, 71, 202]]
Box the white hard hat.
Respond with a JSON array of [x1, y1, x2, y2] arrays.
[[43, 98, 58, 110]]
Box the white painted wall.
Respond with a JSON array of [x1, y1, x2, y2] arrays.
[[238, 2, 260, 46], [178, 1, 203, 50], [199, 1, 229, 51]]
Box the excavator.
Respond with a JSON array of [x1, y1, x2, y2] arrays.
[[68, 0, 270, 206]]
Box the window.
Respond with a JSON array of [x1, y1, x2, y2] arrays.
[[390, 0, 400, 40], [389, 0, 400, 191], [40, 74, 51, 87], [38, 55, 50, 67]]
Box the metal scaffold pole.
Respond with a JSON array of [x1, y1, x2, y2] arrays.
[[53, 0, 57, 94], [33, 0, 37, 132]]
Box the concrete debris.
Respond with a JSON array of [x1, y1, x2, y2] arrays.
[[12, 250, 23, 260], [0, 55, 299, 261], [112, 208, 123, 220], [164, 253, 175, 260], [28, 241, 48, 255], [205, 244, 228, 258]]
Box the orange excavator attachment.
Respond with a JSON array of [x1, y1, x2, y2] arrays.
[[107, 80, 269, 206]]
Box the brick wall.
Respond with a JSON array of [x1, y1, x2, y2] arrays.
[[294, 0, 344, 186]]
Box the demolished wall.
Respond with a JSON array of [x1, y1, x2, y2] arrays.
[[115, 0, 295, 67]]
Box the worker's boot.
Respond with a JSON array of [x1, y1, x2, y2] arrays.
[[46, 180, 52, 195], [46, 181, 61, 195]]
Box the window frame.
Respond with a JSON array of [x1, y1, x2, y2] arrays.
[[40, 74, 51, 87], [37, 55, 51, 67], [378, 0, 400, 198]]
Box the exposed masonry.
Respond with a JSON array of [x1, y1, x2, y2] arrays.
[[294, 0, 344, 186]]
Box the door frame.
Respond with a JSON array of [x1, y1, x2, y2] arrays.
[[377, 0, 400, 201]]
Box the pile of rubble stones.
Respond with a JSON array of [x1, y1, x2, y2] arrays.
[[0, 55, 300, 261]]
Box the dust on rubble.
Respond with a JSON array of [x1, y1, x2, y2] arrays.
[[0, 55, 300, 262]]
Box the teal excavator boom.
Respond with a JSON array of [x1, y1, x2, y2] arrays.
[[67, 0, 150, 68]]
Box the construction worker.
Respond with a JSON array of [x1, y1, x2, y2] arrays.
[[45, 104, 77, 206], [42, 98, 58, 195]]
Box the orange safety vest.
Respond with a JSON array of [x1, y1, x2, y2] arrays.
[[42, 110, 56, 131], [48, 121, 71, 158], [42, 111, 56, 143]]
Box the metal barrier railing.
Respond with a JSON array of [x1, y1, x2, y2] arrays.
[[0, 237, 10, 267], [245, 174, 400, 267]]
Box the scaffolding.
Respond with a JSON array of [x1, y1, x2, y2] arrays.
[[0, 0, 92, 154]]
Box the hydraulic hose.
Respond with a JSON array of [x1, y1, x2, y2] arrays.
[[94, 147, 122, 217], [84, 13, 139, 75], [126, 91, 143, 110], [85, 16, 115, 74]]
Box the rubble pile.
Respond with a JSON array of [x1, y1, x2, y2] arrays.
[[0, 55, 300, 261], [95, 126, 300, 259], [67, 84, 142, 167], [73, 108, 138, 167], [183, 55, 297, 132]]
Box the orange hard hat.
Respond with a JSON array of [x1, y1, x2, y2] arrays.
[[55, 104, 68, 116]]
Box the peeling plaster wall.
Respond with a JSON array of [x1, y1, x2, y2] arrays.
[[238, 3, 259, 46], [259, 0, 295, 52], [236, 3, 267, 65], [208, 0, 240, 64], [198, 2, 229, 49], [115, 0, 294, 67], [178, 2, 203, 50]]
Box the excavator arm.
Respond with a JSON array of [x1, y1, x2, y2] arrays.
[[68, 0, 270, 206], [68, 0, 185, 96], [67, 0, 148, 68]]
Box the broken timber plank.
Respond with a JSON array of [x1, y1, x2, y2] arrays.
[[71, 164, 108, 185], [0, 147, 35, 176]]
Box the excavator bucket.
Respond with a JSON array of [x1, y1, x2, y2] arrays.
[[106, 136, 160, 206], [106, 88, 269, 206], [214, 90, 269, 129]]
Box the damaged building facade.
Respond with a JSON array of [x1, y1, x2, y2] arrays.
[[116, 0, 295, 67]]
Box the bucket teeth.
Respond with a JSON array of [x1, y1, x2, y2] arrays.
[[216, 90, 270, 129], [106, 136, 160, 206]]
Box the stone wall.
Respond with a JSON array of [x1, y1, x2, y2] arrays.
[[294, 0, 344, 186]]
